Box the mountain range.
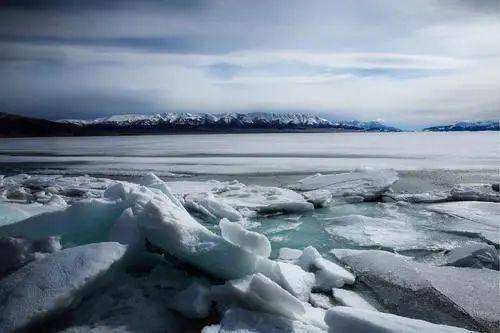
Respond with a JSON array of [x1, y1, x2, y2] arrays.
[[423, 120, 499, 132], [2, 112, 498, 137], [58, 112, 402, 133]]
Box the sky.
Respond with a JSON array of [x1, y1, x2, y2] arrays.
[[0, 0, 498, 128]]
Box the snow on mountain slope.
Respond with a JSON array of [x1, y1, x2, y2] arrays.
[[58, 112, 401, 132], [423, 120, 499, 132]]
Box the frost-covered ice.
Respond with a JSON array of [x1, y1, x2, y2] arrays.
[[333, 249, 500, 332], [0, 170, 497, 332], [325, 306, 475, 333], [324, 215, 423, 250], [0, 242, 127, 332], [426, 201, 500, 246], [0, 236, 61, 278], [331, 288, 378, 311], [298, 246, 355, 291], [289, 169, 398, 200], [443, 243, 499, 270], [220, 218, 272, 258], [218, 307, 325, 333]]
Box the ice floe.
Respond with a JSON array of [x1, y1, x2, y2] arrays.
[[331, 288, 378, 311], [0, 242, 127, 332], [325, 306, 475, 333], [333, 249, 499, 332], [298, 246, 355, 291], [220, 218, 272, 258], [426, 201, 500, 246], [289, 169, 398, 201], [442, 243, 499, 270]]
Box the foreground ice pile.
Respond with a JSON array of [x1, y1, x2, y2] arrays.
[[0, 171, 498, 332]]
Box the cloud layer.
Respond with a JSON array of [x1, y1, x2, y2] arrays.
[[0, 0, 498, 128]]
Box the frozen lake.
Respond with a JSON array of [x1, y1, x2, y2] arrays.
[[0, 131, 498, 176]]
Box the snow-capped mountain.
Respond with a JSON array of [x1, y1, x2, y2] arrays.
[[423, 120, 499, 132], [59, 112, 401, 132]]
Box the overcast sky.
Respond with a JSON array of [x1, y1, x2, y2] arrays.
[[0, 0, 498, 128]]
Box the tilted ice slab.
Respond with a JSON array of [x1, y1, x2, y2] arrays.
[[212, 273, 326, 329], [136, 192, 276, 280], [0, 236, 61, 279], [0, 200, 66, 227], [442, 243, 499, 270], [289, 169, 398, 201], [0, 242, 127, 332], [0, 198, 126, 244], [332, 249, 499, 332], [425, 201, 500, 246], [331, 288, 378, 311], [220, 218, 272, 258], [298, 246, 355, 291], [325, 306, 475, 333]]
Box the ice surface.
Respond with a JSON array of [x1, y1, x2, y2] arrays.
[[212, 273, 306, 320], [324, 214, 423, 250], [216, 184, 314, 215], [0, 198, 125, 244], [0, 242, 127, 332], [298, 246, 355, 291], [0, 236, 61, 278], [0, 201, 66, 227], [289, 169, 398, 200], [325, 306, 475, 333], [220, 218, 272, 257], [108, 208, 141, 247], [309, 293, 335, 310], [443, 243, 499, 270], [186, 193, 243, 221], [426, 201, 500, 246], [218, 308, 325, 333], [277, 247, 303, 263], [275, 261, 315, 301], [136, 192, 276, 280], [302, 190, 332, 208], [171, 282, 212, 319], [333, 249, 500, 332], [331, 288, 378, 311]]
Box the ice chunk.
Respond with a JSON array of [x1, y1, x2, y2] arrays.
[[298, 246, 355, 290], [202, 324, 221, 333], [275, 261, 315, 301], [137, 196, 276, 280], [219, 308, 325, 333], [333, 249, 499, 332], [186, 193, 243, 221], [211, 273, 305, 321], [302, 190, 332, 208], [289, 169, 398, 200], [309, 293, 335, 310], [0, 198, 125, 244], [324, 215, 423, 251], [277, 247, 303, 263], [331, 288, 378, 311], [220, 218, 271, 257], [443, 243, 499, 270], [450, 184, 500, 202], [426, 201, 500, 246], [325, 306, 475, 333], [0, 236, 61, 278], [108, 208, 141, 247], [171, 282, 212, 319], [217, 184, 314, 215], [0, 201, 66, 227], [0, 242, 127, 332]]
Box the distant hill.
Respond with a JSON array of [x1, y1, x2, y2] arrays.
[[59, 112, 402, 133], [0, 112, 90, 137], [423, 120, 499, 132]]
